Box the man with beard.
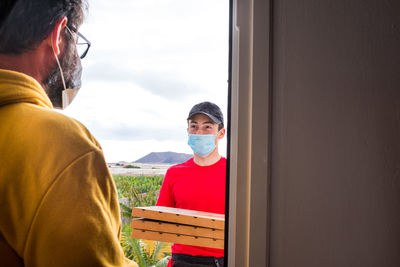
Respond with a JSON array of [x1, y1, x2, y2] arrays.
[[0, 1, 137, 266]]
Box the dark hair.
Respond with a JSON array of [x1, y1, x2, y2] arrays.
[[0, 0, 88, 54]]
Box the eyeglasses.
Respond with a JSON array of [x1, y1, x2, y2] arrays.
[[65, 25, 91, 59]]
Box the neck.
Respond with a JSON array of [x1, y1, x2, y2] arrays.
[[0, 43, 50, 86], [193, 148, 221, 166]]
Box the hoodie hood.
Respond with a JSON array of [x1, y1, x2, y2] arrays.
[[0, 69, 53, 109]]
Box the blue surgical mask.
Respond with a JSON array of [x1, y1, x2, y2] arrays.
[[188, 134, 216, 157]]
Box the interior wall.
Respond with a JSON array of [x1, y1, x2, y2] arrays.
[[270, 0, 400, 266]]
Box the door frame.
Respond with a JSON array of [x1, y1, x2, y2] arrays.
[[226, 0, 273, 266]]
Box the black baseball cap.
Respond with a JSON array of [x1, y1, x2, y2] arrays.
[[187, 101, 224, 127]]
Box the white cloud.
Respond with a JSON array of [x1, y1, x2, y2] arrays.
[[60, 0, 229, 162]]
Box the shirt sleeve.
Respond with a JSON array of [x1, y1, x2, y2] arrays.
[[23, 150, 138, 267], [156, 168, 175, 207]]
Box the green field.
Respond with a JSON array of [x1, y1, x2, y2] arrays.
[[113, 175, 171, 267]]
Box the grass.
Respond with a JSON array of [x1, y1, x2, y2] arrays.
[[114, 175, 164, 218], [113, 175, 171, 267]]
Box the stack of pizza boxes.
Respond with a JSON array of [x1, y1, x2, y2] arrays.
[[131, 206, 225, 249]]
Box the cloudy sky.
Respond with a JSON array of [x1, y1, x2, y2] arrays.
[[59, 0, 229, 162]]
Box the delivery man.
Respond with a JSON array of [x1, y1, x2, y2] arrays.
[[157, 101, 226, 267]]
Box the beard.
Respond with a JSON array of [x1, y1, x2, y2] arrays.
[[43, 38, 82, 108]]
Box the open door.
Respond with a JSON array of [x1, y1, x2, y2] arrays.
[[228, 0, 400, 266]]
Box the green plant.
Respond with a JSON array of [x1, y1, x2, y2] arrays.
[[121, 224, 171, 267], [114, 175, 164, 197], [125, 164, 141, 169], [113, 175, 164, 220], [114, 175, 169, 263], [155, 257, 170, 267]]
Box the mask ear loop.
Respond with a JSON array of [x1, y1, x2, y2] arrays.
[[51, 32, 67, 91]]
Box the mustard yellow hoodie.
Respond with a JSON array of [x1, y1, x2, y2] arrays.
[[0, 69, 137, 267]]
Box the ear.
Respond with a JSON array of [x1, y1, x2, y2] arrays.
[[217, 128, 226, 139], [50, 16, 68, 55]]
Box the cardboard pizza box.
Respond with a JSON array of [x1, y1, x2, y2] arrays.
[[131, 218, 224, 239], [131, 206, 225, 249], [131, 206, 225, 230], [131, 229, 224, 249]]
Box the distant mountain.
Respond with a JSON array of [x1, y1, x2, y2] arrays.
[[134, 152, 192, 164]]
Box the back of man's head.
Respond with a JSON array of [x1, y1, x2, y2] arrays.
[[0, 0, 88, 55]]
